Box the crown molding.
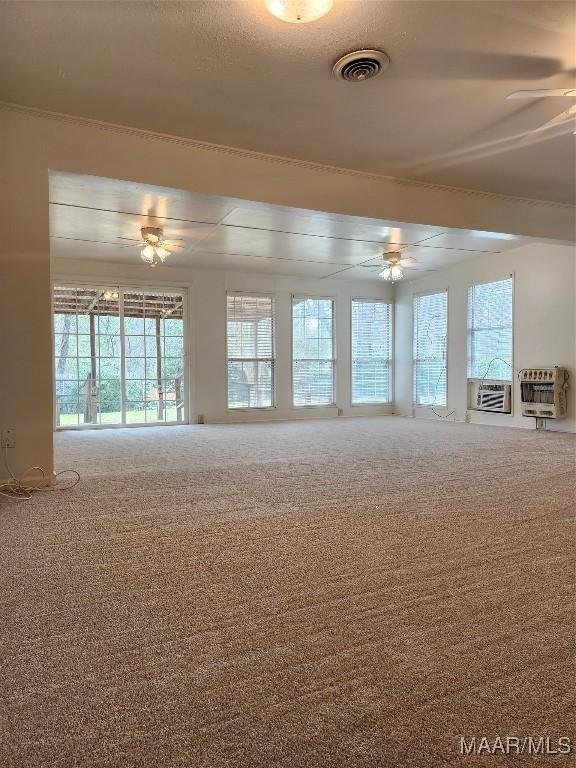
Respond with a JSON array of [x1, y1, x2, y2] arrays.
[[1, 100, 574, 212]]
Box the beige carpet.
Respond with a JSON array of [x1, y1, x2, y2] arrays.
[[1, 416, 574, 767]]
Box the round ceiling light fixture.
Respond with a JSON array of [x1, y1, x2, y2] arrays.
[[378, 252, 412, 282], [333, 49, 390, 82], [140, 226, 171, 268], [265, 0, 333, 23], [380, 263, 403, 282]]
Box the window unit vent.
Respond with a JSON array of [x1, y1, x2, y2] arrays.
[[469, 381, 512, 413]]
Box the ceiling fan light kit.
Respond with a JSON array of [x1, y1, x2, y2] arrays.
[[380, 264, 403, 282], [140, 226, 171, 267], [377, 251, 417, 282]]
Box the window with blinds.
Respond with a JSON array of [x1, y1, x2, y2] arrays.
[[292, 297, 335, 406], [413, 291, 448, 406], [468, 277, 513, 381], [351, 299, 392, 404], [227, 293, 275, 408]]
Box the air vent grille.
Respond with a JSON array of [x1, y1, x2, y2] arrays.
[[333, 49, 390, 82], [340, 58, 381, 82]]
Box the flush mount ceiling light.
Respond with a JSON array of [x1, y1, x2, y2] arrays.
[[140, 226, 171, 268], [265, 0, 333, 23], [333, 49, 390, 82]]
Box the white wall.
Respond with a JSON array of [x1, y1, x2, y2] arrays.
[[394, 243, 576, 433], [52, 258, 393, 423]]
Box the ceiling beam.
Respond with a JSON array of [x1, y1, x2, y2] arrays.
[[3, 103, 574, 244]]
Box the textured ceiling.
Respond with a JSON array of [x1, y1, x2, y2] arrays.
[[1, 1, 575, 204], [49, 173, 528, 281]]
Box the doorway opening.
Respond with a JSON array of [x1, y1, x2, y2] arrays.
[[53, 284, 187, 428]]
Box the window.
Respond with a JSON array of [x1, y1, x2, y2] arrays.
[[227, 293, 275, 408], [292, 297, 335, 406], [53, 285, 186, 427], [351, 299, 392, 404], [468, 277, 513, 381], [413, 291, 448, 406]]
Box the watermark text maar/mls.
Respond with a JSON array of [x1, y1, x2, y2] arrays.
[[459, 736, 572, 756]]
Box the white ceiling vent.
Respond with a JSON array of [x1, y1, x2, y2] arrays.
[[332, 49, 390, 82]]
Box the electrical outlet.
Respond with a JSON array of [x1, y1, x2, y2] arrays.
[[337, 408, 344, 417], [1, 429, 15, 448]]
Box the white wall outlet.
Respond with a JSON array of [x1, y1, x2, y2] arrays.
[[337, 408, 344, 417], [1, 429, 16, 448]]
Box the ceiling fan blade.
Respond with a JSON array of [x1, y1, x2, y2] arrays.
[[533, 105, 576, 132], [506, 89, 576, 99], [398, 257, 417, 267], [117, 236, 142, 242]]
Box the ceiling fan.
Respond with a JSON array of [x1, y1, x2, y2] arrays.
[[378, 250, 417, 282], [506, 88, 576, 133], [117, 226, 185, 267]]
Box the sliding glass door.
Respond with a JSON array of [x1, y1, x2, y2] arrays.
[[53, 285, 186, 428]]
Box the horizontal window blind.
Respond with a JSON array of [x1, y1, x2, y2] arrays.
[[468, 277, 513, 381], [351, 299, 392, 404], [292, 297, 335, 406], [413, 291, 448, 406], [227, 293, 275, 408]]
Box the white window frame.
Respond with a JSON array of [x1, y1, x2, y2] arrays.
[[412, 288, 449, 407], [350, 297, 393, 406], [225, 291, 276, 411], [291, 294, 336, 408], [51, 280, 189, 430], [467, 274, 514, 383]]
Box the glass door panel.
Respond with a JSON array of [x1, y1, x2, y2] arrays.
[[53, 285, 186, 428], [94, 291, 122, 424]]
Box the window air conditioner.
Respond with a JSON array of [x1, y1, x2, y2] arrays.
[[473, 381, 512, 413]]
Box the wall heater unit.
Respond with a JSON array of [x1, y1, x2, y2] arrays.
[[520, 367, 568, 419], [472, 381, 512, 413]]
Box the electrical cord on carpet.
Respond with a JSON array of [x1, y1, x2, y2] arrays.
[[431, 356, 513, 422], [424, 322, 455, 421], [0, 446, 80, 500]]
